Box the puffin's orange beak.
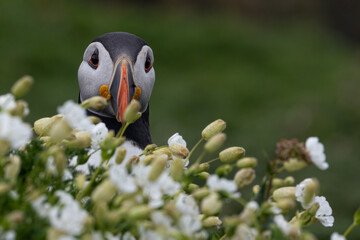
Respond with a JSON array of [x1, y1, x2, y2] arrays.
[[110, 58, 135, 123]]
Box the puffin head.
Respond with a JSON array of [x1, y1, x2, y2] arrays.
[[78, 32, 155, 124]]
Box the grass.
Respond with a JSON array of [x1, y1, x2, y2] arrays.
[[1, 0, 360, 238]]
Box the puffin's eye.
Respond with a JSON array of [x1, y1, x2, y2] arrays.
[[144, 55, 152, 73], [88, 49, 99, 69]]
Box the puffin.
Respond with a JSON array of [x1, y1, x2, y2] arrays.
[[77, 32, 155, 149]]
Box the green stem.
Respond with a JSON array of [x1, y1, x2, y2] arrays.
[[230, 196, 247, 207], [344, 222, 357, 237], [194, 151, 206, 165], [219, 234, 227, 240], [76, 158, 105, 200], [184, 138, 204, 165], [203, 157, 220, 165], [264, 175, 273, 201], [116, 122, 130, 138]]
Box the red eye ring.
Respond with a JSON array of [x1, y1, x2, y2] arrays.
[[89, 49, 99, 69], [144, 55, 152, 72]]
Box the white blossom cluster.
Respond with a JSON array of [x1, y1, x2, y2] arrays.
[[0, 93, 32, 149], [0, 86, 352, 240], [296, 178, 334, 227], [32, 191, 88, 237]]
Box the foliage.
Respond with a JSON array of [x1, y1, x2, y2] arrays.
[[0, 78, 358, 239]]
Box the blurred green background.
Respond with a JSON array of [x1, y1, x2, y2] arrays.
[[1, 0, 359, 239]]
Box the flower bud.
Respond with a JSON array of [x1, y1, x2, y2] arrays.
[[199, 163, 210, 172], [81, 96, 107, 110], [197, 172, 210, 180], [128, 205, 151, 220], [215, 164, 233, 177], [7, 210, 24, 226], [64, 131, 91, 149], [275, 199, 296, 212], [123, 100, 141, 123], [201, 192, 222, 216], [236, 157, 257, 168], [0, 139, 10, 157], [5, 155, 21, 185], [153, 147, 171, 158], [0, 182, 11, 195], [88, 116, 102, 124], [75, 174, 86, 190], [126, 156, 139, 171], [284, 158, 307, 172], [169, 143, 189, 159], [272, 178, 284, 188], [204, 133, 226, 153], [115, 147, 126, 164], [91, 180, 117, 204], [34, 115, 63, 136], [11, 75, 34, 98], [273, 187, 296, 202], [284, 176, 295, 186], [49, 119, 72, 142], [149, 154, 167, 181], [101, 131, 125, 151], [191, 188, 210, 200], [202, 216, 222, 227], [219, 147, 245, 163], [185, 183, 199, 193], [299, 178, 319, 208], [94, 202, 109, 221], [144, 144, 157, 154], [141, 154, 155, 165], [170, 158, 184, 182], [48, 146, 67, 175], [9, 100, 29, 118], [253, 185, 260, 195], [234, 168, 255, 188], [202, 119, 226, 140]]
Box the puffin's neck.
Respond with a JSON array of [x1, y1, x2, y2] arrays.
[[86, 106, 152, 150]]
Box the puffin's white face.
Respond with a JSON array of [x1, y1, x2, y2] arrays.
[[78, 37, 155, 122]]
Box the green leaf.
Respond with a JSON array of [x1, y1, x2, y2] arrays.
[[354, 208, 360, 225]]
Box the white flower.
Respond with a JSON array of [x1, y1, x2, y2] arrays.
[[207, 175, 238, 194], [138, 226, 163, 240], [109, 165, 137, 193], [331, 232, 346, 240], [58, 236, 78, 240], [0, 94, 16, 111], [58, 100, 94, 131], [121, 232, 136, 240], [305, 137, 328, 170], [168, 133, 186, 147], [178, 214, 202, 236], [0, 112, 32, 149], [232, 224, 257, 240], [90, 122, 108, 149], [132, 164, 181, 208], [105, 232, 121, 240], [48, 191, 88, 236], [0, 227, 16, 240], [151, 211, 173, 229], [32, 195, 52, 218], [270, 205, 282, 215], [246, 201, 259, 211], [156, 171, 181, 195], [274, 215, 300, 236], [313, 196, 334, 227], [175, 193, 199, 216], [295, 178, 315, 209], [174, 193, 203, 236]]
